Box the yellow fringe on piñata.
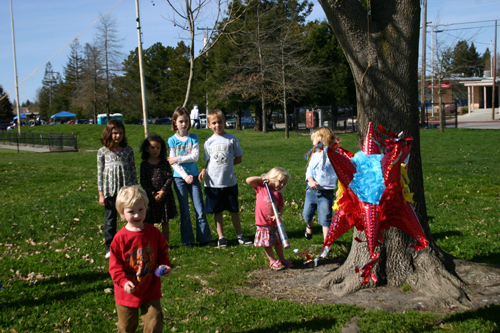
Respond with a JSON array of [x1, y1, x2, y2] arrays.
[[400, 163, 414, 204], [333, 181, 346, 211]]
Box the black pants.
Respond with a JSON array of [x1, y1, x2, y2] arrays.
[[104, 196, 117, 250]]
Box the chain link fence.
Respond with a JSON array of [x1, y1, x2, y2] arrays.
[[0, 132, 78, 152]]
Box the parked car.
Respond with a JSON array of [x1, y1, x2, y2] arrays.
[[242, 117, 273, 129], [225, 115, 237, 128], [154, 118, 172, 125], [138, 118, 153, 125], [270, 112, 283, 123]]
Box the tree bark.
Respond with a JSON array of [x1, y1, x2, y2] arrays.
[[317, 0, 499, 306]]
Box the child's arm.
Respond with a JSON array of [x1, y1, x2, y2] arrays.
[[157, 161, 175, 201], [306, 153, 319, 189], [168, 146, 193, 183], [109, 243, 135, 293], [198, 160, 209, 182], [234, 156, 242, 165], [307, 176, 319, 189], [246, 176, 263, 188], [97, 149, 107, 206], [168, 141, 200, 164], [140, 163, 151, 193], [156, 231, 172, 277], [128, 147, 138, 185]]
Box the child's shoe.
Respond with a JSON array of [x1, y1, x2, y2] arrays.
[[269, 260, 284, 270], [237, 235, 253, 245], [218, 237, 228, 249], [305, 226, 313, 240], [280, 259, 293, 268]]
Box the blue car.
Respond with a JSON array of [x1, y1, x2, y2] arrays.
[[155, 118, 172, 125]]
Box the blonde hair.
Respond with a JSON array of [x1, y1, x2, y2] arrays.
[[311, 126, 335, 147], [116, 185, 149, 217], [207, 109, 225, 122], [262, 167, 290, 191]]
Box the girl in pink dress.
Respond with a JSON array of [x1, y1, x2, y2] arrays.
[[246, 167, 293, 270]]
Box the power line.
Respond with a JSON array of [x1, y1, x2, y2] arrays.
[[436, 19, 500, 27]]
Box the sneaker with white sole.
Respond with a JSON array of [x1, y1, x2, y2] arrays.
[[105, 250, 111, 259], [237, 235, 253, 245], [218, 237, 228, 249]]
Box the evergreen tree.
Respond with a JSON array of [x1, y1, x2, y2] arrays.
[[113, 42, 190, 122], [0, 86, 13, 120], [451, 40, 482, 77], [74, 42, 105, 121], [62, 39, 85, 112]]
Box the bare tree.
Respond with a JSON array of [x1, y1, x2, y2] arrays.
[[161, 0, 247, 108], [267, 21, 322, 138], [95, 14, 123, 118], [75, 42, 105, 122]]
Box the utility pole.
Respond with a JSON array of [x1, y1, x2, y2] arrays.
[[135, 0, 149, 138], [492, 20, 497, 120], [420, 0, 428, 127], [198, 27, 210, 128], [9, 0, 21, 133]]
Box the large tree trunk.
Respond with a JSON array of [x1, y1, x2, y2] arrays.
[[317, 0, 500, 307]]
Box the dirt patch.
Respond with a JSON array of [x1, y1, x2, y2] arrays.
[[239, 258, 500, 315]]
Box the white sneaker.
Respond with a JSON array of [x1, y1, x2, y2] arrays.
[[105, 251, 111, 259]]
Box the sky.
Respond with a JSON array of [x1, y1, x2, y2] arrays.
[[1, 0, 500, 107]]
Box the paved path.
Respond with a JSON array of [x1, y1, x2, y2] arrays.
[[0, 144, 51, 152], [455, 108, 500, 129]]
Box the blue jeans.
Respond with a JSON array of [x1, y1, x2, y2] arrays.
[[302, 186, 335, 227], [173, 178, 212, 244]]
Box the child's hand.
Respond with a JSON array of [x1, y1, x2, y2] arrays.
[[155, 265, 171, 278], [155, 191, 165, 202], [198, 169, 206, 182], [98, 193, 107, 207], [167, 156, 178, 165], [308, 179, 319, 189], [124, 281, 136, 294], [184, 175, 194, 184]]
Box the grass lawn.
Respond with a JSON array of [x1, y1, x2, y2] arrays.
[[1, 125, 499, 332]]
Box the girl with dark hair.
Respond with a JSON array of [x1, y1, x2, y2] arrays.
[[97, 119, 137, 258], [140, 134, 178, 242]]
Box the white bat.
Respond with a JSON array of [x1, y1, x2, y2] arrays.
[[264, 181, 290, 249]]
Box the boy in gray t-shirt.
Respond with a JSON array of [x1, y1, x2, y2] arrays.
[[199, 109, 252, 248]]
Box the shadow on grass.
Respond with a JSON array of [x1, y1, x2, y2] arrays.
[[432, 231, 462, 240], [243, 317, 344, 332], [469, 252, 500, 264], [3, 271, 111, 310], [422, 304, 500, 331]]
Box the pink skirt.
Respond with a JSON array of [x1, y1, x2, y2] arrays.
[[254, 225, 282, 247]]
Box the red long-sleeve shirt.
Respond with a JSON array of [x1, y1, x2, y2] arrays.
[[109, 224, 171, 308]]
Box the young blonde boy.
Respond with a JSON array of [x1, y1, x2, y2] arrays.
[[109, 185, 171, 333], [198, 109, 252, 248]]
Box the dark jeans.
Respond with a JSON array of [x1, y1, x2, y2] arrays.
[[104, 196, 118, 250]]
